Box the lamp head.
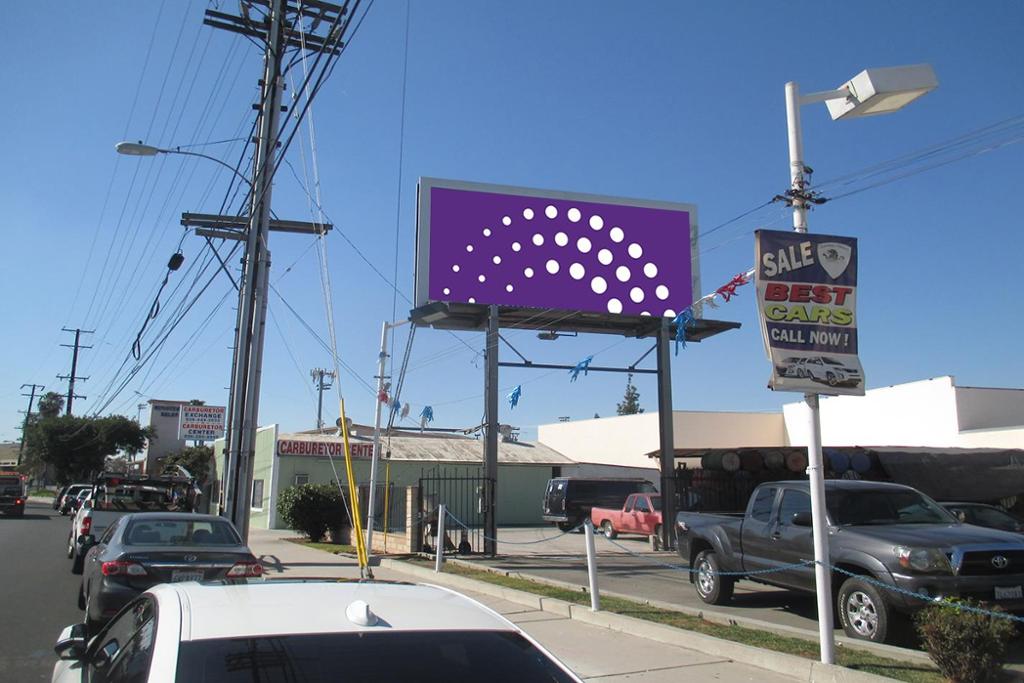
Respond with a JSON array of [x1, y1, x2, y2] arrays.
[[826, 64, 938, 121], [115, 141, 161, 156]]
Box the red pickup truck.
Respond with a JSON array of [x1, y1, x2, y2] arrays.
[[590, 493, 663, 548]]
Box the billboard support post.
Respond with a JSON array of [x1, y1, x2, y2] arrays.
[[785, 79, 836, 666], [483, 305, 499, 555], [656, 318, 677, 552]]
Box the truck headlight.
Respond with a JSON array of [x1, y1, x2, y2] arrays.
[[895, 546, 952, 574]]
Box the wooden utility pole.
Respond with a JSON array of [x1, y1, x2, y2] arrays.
[[17, 383, 44, 466], [58, 328, 93, 415]]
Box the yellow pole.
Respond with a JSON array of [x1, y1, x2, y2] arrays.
[[338, 399, 368, 570]]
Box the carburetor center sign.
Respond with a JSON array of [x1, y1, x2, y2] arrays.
[[178, 405, 226, 441], [755, 230, 864, 396]]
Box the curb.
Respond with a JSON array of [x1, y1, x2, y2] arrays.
[[439, 555, 933, 666], [380, 557, 900, 683]]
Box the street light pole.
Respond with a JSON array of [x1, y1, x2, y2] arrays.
[[366, 318, 409, 558], [784, 80, 835, 665], [780, 66, 936, 663]]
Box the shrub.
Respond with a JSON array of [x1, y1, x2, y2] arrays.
[[276, 483, 350, 542], [915, 598, 1015, 683]]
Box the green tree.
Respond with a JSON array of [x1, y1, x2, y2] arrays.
[[23, 414, 150, 484], [616, 373, 644, 415], [162, 445, 213, 485], [277, 483, 350, 542], [36, 391, 65, 419]]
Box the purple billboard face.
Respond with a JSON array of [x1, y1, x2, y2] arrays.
[[415, 179, 697, 317]]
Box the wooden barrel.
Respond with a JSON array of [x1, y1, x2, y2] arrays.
[[827, 450, 850, 474], [764, 450, 786, 470], [786, 450, 808, 473], [850, 452, 872, 473], [721, 452, 741, 472], [740, 451, 764, 472], [701, 452, 724, 470]]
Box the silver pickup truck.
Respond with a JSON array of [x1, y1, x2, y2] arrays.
[[676, 480, 1024, 643], [68, 472, 199, 574]]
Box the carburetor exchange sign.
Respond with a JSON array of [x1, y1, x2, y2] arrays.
[[755, 229, 864, 396]]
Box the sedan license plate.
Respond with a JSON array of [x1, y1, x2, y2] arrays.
[[995, 586, 1022, 600], [171, 570, 204, 583]]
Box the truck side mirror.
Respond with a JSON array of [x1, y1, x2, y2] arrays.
[[792, 511, 813, 527], [54, 623, 89, 660]]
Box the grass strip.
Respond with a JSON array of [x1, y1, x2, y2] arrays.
[[286, 538, 358, 556], [411, 559, 942, 683]]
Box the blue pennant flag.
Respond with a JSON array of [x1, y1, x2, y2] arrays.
[[419, 405, 434, 425], [508, 385, 522, 409], [391, 397, 402, 414], [673, 307, 695, 355], [569, 355, 594, 382]]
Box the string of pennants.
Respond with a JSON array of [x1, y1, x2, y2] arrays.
[[374, 270, 753, 420]]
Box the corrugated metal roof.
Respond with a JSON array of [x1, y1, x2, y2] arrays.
[[275, 432, 571, 465]]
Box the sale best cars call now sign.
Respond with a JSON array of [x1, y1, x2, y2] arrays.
[[755, 230, 864, 396], [177, 405, 226, 441]]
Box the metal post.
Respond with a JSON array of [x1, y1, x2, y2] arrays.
[[656, 319, 677, 552], [786, 80, 835, 665], [483, 305, 499, 555], [435, 503, 446, 572], [584, 518, 601, 611], [366, 321, 390, 557], [223, 0, 286, 542]]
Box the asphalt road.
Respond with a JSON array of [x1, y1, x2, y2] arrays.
[[0, 499, 84, 681]]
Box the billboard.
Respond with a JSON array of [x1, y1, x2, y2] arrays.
[[178, 404, 226, 441], [415, 178, 699, 318], [755, 230, 864, 396]]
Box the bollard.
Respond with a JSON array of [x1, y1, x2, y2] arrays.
[[434, 504, 446, 573], [584, 518, 600, 611]]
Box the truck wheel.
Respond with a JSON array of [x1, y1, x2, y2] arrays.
[[557, 522, 574, 532], [601, 521, 617, 539], [837, 577, 889, 643], [650, 525, 662, 551], [693, 550, 734, 605]]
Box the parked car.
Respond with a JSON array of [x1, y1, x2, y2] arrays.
[[70, 489, 92, 515], [0, 471, 27, 517], [590, 493, 663, 547], [676, 480, 1024, 643], [543, 477, 657, 531], [58, 484, 91, 516], [68, 472, 199, 574], [941, 502, 1024, 533], [78, 512, 261, 632], [53, 580, 584, 682]]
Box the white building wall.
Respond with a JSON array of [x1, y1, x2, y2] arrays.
[[538, 411, 786, 467], [955, 387, 1024, 432], [955, 427, 1024, 449]]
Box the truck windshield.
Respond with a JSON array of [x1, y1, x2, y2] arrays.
[[826, 489, 955, 526]]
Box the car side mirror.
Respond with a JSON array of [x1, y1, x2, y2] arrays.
[[792, 511, 813, 527], [54, 623, 89, 660], [80, 534, 97, 550]]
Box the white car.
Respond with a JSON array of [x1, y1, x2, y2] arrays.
[[53, 580, 583, 682]]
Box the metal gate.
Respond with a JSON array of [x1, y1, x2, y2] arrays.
[[418, 466, 489, 554]]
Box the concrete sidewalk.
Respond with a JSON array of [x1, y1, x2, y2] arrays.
[[247, 529, 841, 683]]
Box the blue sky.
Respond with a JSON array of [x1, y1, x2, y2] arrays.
[[2, 1, 1022, 444]]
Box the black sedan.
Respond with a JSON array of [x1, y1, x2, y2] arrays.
[[78, 512, 263, 632], [941, 501, 1024, 533]]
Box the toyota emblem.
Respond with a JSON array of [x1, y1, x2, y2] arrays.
[[185, 554, 198, 563], [992, 555, 1010, 569]]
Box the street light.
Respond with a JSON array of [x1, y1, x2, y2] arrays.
[[115, 140, 252, 188], [784, 64, 936, 664]]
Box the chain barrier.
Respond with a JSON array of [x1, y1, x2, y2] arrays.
[[601, 534, 1024, 624], [443, 509, 586, 545], [439, 509, 1024, 624]]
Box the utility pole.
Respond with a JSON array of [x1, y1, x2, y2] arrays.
[[17, 383, 44, 466], [310, 368, 336, 430], [204, 0, 346, 542], [58, 328, 93, 415]]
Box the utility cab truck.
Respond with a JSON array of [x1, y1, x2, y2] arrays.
[[68, 471, 200, 574], [0, 471, 27, 517]]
